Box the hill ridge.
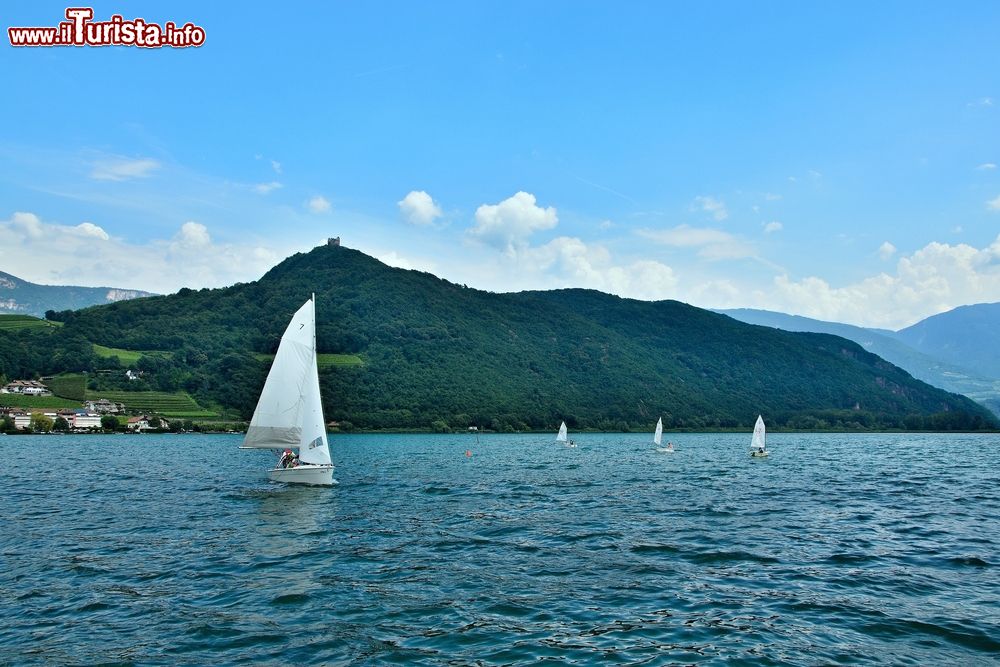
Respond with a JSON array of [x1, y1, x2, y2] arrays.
[[0, 269, 154, 317], [13, 243, 996, 431]]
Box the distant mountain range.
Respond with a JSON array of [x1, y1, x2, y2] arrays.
[[894, 302, 1000, 379], [11, 244, 991, 432], [719, 307, 1000, 417], [0, 270, 154, 316]]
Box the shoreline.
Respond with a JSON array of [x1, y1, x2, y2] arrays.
[[3, 428, 998, 436]]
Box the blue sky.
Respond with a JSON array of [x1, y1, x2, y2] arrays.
[[1, 1, 999, 328]]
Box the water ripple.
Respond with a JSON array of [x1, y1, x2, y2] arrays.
[[1, 431, 999, 665]]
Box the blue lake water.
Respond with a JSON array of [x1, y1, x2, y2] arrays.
[[1, 432, 998, 665]]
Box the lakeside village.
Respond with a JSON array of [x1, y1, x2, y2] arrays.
[[0, 379, 172, 434]]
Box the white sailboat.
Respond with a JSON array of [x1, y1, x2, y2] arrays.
[[241, 295, 335, 486], [750, 414, 768, 458], [654, 417, 673, 452], [653, 417, 674, 454], [556, 421, 576, 447]]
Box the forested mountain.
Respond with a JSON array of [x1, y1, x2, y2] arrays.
[[0, 270, 153, 316], [892, 302, 1000, 379], [720, 308, 1000, 417], [12, 244, 996, 431]]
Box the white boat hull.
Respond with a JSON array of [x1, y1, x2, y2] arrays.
[[750, 450, 769, 458], [268, 464, 336, 486]]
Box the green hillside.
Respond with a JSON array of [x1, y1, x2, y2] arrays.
[[0, 314, 60, 331], [93, 344, 171, 365], [23, 244, 999, 431], [87, 391, 217, 418], [0, 395, 80, 409]]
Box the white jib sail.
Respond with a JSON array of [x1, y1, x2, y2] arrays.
[[654, 417, 663, 446], [556, 421, 568, 442], [243, 297, 331, 466], [751, 414, 766, 451]]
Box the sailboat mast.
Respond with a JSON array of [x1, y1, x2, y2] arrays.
[[311, 293, 329, 430]]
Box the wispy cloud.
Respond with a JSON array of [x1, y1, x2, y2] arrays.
[[692, 195, 728, 221], [307, 195, 331, 214], [574, 175, 639, 205], [90, 155, 160, 181], [977, 163, 997, 170], [638, 224, 753, 260], [763, 221, 783, 234], [967, 97, 994, 107], [988, 195, 1000, 211], [253, 181, 283, 195], [878, 241, 896, 260]]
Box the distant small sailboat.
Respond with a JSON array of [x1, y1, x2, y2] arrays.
[[750, 414, 768, 458], [654, 417, 674, 453], [240, 295, 336, 485], [556, 421, 576, 447]]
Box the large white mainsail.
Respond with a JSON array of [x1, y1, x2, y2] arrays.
[[243, 296, 332, 477], [556, 421, 568, 442], [750, 415, 766, 453], [653, 417, 663, 446]]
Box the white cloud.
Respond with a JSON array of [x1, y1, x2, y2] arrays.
[[90, 156, 160, 181], [598, 220, 615, 230], [968, 97, 994, 107], [513, 236, 677, 301], [976, 163, 996, 170], [307, 195, 331, 214], [9, 212, 43, 239], [376, 250, 438, 273], [764, 193, 782, 201], [988, 195, 1000, 211], [763, 221, 783, 234], [469, 191, 558, 255], [271, 160, 282, 174], [758, 235, 1000, 328], [0, 212, 283, 294], [253, 181, 283, 195], [878, 241, 896, 260], [397, 190, 442, 226], [692, 195, 728, 221], [172, 221, 211, 249], [74, 222, 109, 240], [638, 224, 754, 260]]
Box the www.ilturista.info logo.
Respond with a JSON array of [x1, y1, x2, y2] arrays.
[[8, 8, 205, 48]]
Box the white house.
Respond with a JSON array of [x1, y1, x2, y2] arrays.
[[126, 415, 169, 431], [1, 380, 51, 396], [126, 415, 150, 431], [72, 411, 102, 430], [9, 412, 31, 430]]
